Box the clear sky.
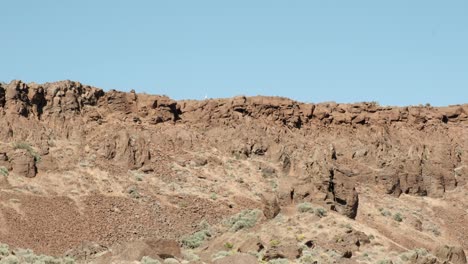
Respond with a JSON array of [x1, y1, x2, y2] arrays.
[[1, 0, 467, 106]]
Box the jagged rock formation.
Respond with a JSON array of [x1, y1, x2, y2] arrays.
[[0, 80, 466, 263], [1, 79, 467, 215]]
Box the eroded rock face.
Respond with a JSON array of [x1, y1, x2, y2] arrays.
[[330, 170, 359, 219], [410, 252, 441, 264], [10, 149, 36, 178], [102, 131, 150, 169], [435, 245, 467, 264], [0, 80, 466, 257]]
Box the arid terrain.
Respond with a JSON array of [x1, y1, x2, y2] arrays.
[[0, 80, 467, 264]]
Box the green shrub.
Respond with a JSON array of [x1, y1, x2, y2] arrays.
[[297, 203, 314, 213], [14, 248, 35, 262], [377, 260, 392, 264], [269, 239, 281, 247], [35, 255, 62, 264], [393, 212, 403, 222], [127, 185, 141, 199], [0, 166, 8, 177], [181, 250, 199, 261], [141, 256, 161, 264], [211, 251, 231, 261], [163, 258, 179, 264], [432, 228, 441, 236], [0, 255, 19, 264], [224, 242, 234, 250], [133, 172, 144, 181], [224, 209, 261, 231], [182, 220, 212, 249], [0, 244, 74, 264], [315, 207, 327, 217], [380, 209, 392, 217], [62, 257, 75, 264], [299, 252, 318, 264], [268, 258, 289, 264], [414, 248, 429, 256], [12, 142, 41, 162], [0, 243, 9, 256], [182, 229, 211, 249]]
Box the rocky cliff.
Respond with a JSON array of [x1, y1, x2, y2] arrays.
[[0, 80, 466, 264]]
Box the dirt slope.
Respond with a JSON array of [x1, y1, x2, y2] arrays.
[[0, 80, 467, 264]]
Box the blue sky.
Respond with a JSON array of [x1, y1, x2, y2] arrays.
[[1, 0, 467, 106]]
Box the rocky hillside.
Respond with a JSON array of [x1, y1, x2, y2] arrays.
[[0, 80, 467, 264]]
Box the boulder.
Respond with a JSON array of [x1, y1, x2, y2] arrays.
[[261, 193, 281, 219], [435, 245, 467, 264], [237, 237, 265, 254], [332, 180, 359, 219], [10, 149, 36, 177], [106, 239, 181, 262], [332, 229, 370, 256], [213, 253, 258, 264], [145, 239, 182, 259], [263, 239, 302, 261]]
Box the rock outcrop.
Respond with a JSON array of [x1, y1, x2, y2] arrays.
[[10, 149, 37, 178], [0, 80, 466, 260], [435, 245, 467, 264]]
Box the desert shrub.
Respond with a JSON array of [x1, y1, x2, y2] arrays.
[[181, 250, 199, 261], [14, 249, 37, 263], [0, 243, 9, 256], [224, 209, 261, 231], [269, 239, 281, 247], [211, 251, 231, 261], [315, 207, 327, 217], [35, 255, 63, 264], [0, 255, 19, 264], [210, 193, 217, 200], [12, 142, 41, 162], [0, 246, 75, 264], [343, 223, 352, 229], [268, 258, 289, 264], [296, 234, 305, 242], [297, 203, 314, 213], [62, 257, 75, 264], [141, 256, 161, 264], [393, 212, 403, 222], [181, 220, 212, 249], [400, 253, 409, 261], [131, 171, 144, 181], [414, 248, 429, 256], [0, 243, 74, 264], [224, 242, 234, 250], [377, 260, 392, 264], [299, 252, 318, 264], [182, 229, 211, 249], [379, 208, 392, 217], [163, 258, 179, 264], [0, 167, 8, 177], [127, 185, 141, 199]]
